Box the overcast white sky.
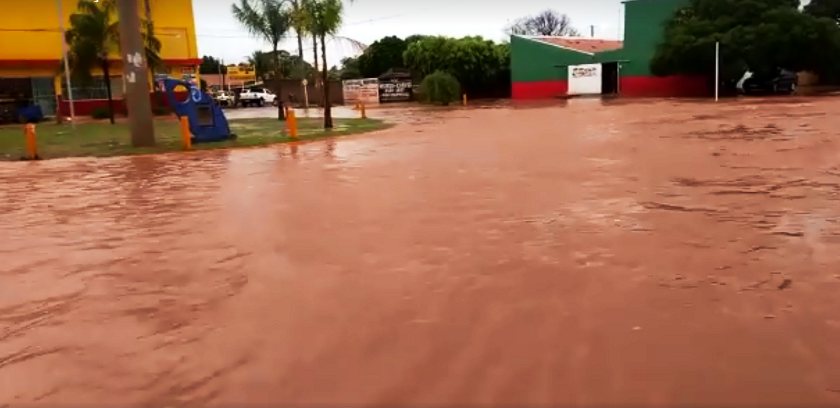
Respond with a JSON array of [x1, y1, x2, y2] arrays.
[[192, 0, 628, 67]]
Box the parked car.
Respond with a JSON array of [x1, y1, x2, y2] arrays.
[[238, 87, 276, 107], [213, 91, 233, 107], [736, 68, 798, 95]]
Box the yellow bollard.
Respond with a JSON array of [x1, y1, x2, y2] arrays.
[[287, 109, 298, 139], [180, 116, 192, 150], [463, 94, 467, 106], [360, 103, 367, 119], [24, 123, 39, 160]]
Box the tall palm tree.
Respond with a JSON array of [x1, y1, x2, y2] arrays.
[[65, 0, 162, 124], [232, 0, 293, 120], [301, 0, 344, 129], [287, 0, 305, 61]]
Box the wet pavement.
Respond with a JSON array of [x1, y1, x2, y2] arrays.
[[3, 97, 840, 405]]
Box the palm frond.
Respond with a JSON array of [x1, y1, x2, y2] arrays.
[[232, 0, 271, 41], [331, 36, 366, 53], [65, 0, 163, 82]]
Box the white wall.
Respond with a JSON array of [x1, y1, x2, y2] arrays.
[[568, 64, 602, 95]]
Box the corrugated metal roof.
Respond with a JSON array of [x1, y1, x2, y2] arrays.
[[530, 37, 624, 54]]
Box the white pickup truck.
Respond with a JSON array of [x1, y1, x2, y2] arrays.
[[237, 87, 276, 107]]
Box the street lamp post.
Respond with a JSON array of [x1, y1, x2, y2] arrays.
[[116, 0, 156, 147]]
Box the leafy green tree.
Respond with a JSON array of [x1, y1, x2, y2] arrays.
[[301, 0, 344, 129], [357, 36, 407, 78], [338, 57, 363, 79], [232, 0, 293, 120], [247, 51, 274, 82], [805, 0, 840, 22], [404, 34, 430, 45], [403, 36, 510, 97], [419, 71, 461, 105], [328, 66, 341, 81], [65, 0, 161, 125], [651, 0, 840, 86], [200, 56, 227, 75]]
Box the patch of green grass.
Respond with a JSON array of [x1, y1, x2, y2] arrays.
[[0, 117, 391, 161]]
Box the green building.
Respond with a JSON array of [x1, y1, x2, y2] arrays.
[[511, 0, 709, 100]]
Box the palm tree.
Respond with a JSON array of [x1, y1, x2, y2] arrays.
[[287, 0, 305, 61], [248, 50, 274, 83], [142, 0, 166, 107], [232, 0, 293, 120], [301, 0, 344, 129], [65, 0, 161, 125]]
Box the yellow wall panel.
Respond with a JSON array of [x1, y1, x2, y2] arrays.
[[0, 0, 198, 62]]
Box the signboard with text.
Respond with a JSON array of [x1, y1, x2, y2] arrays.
[[568, 63, 602, 95], [378, 79, 412, 102], [343, 78, 380, 105], [227, 65, 257, 82]]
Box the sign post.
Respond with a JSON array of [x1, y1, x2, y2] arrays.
[[302, 78, 309, 108]]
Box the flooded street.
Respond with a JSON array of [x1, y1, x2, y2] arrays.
[[4, 97, 840, 405]]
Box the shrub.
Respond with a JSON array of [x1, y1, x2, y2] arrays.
[[90, 107, 112, 120], [419, 71, 461, 106]]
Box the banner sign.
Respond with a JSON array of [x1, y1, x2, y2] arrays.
[[378, 79, 412, 102], [343, 78, 380, 105], [227, 65, 256, 82]]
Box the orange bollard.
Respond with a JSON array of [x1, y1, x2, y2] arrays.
[[360, 103, 367, 119], [463, 94, 467, 106], [287, 109, 298, 139], [24, 123, 39, 160], [180, 116, 192, 150]]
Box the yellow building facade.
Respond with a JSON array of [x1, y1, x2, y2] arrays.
[[0, 0, 200, 116]]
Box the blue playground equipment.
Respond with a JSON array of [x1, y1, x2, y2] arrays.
[[162, 78, 234, 143]]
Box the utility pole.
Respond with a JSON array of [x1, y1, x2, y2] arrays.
[[56, 0, 76, 127], [220, 58, 225, 91], [117, 0, 156, 147]]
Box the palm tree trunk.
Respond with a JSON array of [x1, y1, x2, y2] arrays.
[[102, 59, 115, 125], [296, 31, 304, 77], [320, 34, 332, 129], [296, 31, 304, 61], [273, 45, 286, 121], [312, 35, 319, 104]]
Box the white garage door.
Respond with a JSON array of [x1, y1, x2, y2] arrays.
[[568, 63, 602, 95]]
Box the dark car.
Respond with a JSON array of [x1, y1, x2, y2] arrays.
[[737, 68, 798, 95]]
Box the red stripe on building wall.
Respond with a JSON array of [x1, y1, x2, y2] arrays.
[[620, 75, 709, 97], [59, 98, 127, 116], [58, 92, 188, 117], [513, 75, 708, 100], [512, 80, 569, 100]]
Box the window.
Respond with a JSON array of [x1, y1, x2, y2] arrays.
[[61, 76, 124, 100]]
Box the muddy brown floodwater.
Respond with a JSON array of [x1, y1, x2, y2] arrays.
[[3, 97, 840, 406]]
